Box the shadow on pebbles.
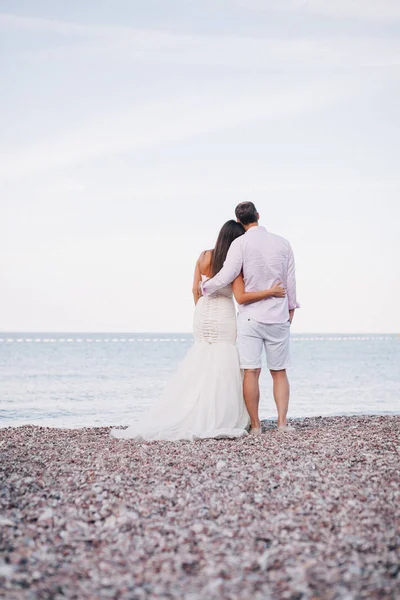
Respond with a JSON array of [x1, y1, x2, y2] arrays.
[[0, 415, 399, 599]]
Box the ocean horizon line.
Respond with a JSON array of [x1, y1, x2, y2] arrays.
[[1, 330, 399, 336]]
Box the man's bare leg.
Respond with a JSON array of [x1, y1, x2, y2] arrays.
[[243, 368, 262, 430], [270, 369, 290, 427]]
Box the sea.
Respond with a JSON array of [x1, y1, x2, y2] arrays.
[[0, 333, 399, 429]]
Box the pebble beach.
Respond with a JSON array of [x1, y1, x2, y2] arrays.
[[1, 415, 399, 599]]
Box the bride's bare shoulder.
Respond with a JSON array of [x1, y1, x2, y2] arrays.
[[197, 249, 213, 275]]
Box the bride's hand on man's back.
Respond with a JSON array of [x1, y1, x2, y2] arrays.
[[271, 282, 286, 298]]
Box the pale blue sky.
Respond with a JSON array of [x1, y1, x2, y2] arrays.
[[1, 1, 399, 332]]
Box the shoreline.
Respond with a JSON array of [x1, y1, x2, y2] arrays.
[[2, 411, 400, 431], [1, 415, 399, 598]]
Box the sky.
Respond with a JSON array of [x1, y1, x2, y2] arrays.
[[1, 0, 399, 333]]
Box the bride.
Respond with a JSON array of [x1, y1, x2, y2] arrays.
[[111, 220, 286, 441]]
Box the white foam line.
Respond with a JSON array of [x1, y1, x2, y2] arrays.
[[0, 336, 396, 345]]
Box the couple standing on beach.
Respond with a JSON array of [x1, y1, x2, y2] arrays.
[[112, 202, 299, 441]]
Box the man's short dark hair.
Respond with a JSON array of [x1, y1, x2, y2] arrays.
[[235, 202, 258, 226]]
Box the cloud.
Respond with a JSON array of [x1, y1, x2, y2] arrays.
[[0, 78, 348, 180], [1, 12, 399, 70], [233, 0, 400, 21], [1, 12, 398, 180], [0, 12, 127, 36]]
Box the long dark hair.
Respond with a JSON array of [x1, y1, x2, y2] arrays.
[[210, 220, 245, 277]]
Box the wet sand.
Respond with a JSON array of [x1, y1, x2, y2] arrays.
[[1, 415, 399, 599]]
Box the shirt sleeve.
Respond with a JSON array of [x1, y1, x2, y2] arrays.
[[202, 240, 243, 296], [287, 244, 300, 310]]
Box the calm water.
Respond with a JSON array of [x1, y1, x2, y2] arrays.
[[0, 333, 399, 428]]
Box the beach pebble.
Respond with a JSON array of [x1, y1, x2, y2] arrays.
[[38, 508, 54, 521], [0, 562, 14, 578], [0, 415, 399, 599], [0, 517, 15, 527]]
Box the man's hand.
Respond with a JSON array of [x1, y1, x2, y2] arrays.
[[289, 309, 295, 324]]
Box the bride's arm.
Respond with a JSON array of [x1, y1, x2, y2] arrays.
[[193, 251, 212, 305], [192, 256, 202, 305], [232, 273, 286, 305]]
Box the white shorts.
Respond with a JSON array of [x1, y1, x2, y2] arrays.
[[237, 315, 291, 371]]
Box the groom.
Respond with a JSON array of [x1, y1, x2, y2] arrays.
[[202, 202, 299, 433]]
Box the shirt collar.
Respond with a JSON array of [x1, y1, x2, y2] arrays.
[[246, 225, 265, 233]]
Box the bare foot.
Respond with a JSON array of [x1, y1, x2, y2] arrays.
[[249, 426, 262, 435], [277, 424, 296, 433]]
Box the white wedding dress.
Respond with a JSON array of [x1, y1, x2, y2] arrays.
[[111, 280, 249, 441]]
